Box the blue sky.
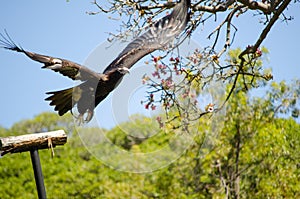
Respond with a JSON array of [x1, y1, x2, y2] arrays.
[[0, 1, 299, 129]]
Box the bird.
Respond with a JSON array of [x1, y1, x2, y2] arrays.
[[0, 0, 190, 124]]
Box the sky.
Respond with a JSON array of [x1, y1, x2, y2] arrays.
[[0, 1, 299, 129]]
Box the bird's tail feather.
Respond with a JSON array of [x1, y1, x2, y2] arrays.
[[45, 87, 73, 116]]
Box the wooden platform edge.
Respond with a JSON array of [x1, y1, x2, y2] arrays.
[[0, 130, 67, 156]]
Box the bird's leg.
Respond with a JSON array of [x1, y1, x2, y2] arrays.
[[72, 113, 84, 126], [84, 109, 94, 122], [73, 110, 94, 125], [71, 109, 85, 126]]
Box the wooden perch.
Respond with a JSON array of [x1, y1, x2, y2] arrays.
[[0, 130, 67, 156]]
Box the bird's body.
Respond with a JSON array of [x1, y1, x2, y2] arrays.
[[0, 0, 190, 123]]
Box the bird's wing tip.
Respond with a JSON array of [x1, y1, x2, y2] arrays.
[[0, 30, 24, 52]]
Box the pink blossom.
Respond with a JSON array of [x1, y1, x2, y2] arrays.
[[256, 48, 262, 57], [153, 56, 161, 63], [152, 71, 160, 79], [151, 104, 156, 110]]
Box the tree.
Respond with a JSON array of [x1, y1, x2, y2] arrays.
[[87, 0, 297, 131], [143, 81, 300, 198], [211, 79, 300, 198], [0, 73, 299, 198], [6, 112, 74, 136]]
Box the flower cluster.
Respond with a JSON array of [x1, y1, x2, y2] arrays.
[[150, 56, 170, 78], [143, 93, 156, 110], [153, 56, 161, 63], [144, 103, 156, 110], [170, 56, 182, 75], [169, 56, 180, 63], [186, 48, 203, 65], [246, 45, 263, 58], [161, 78, 174, 90], [255, 48, 262, 57], [141, 53, 204, 132]]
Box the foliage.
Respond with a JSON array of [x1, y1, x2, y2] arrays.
[[1, 44, 300, 198], [1, 112, 74, 137], [0, 75, 300, 198], [1, 0, 299, 197]]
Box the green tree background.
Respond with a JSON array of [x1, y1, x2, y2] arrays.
[[1, 48, 299, 198], [1, 0, 299, 197]]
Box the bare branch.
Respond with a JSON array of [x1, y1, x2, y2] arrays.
[[193, 0, 235, 13], [87, 0, 295, 133], [239, 0, 292, 59], [237, 0, 281, 14]]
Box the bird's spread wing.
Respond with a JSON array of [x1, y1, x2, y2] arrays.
[[0, 31, 104, 81], [0, 0, 190, 124], [103, 0, 190, 74]]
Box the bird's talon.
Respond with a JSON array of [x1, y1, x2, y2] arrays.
[[85, 110, 94, 122]]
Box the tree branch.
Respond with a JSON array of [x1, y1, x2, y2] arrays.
[[237, 0, 280, 14], [239, 0, 292, 59], [193, 0, 236, 13]]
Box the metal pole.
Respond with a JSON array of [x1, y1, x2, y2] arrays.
[[30, 149, 47, 199]]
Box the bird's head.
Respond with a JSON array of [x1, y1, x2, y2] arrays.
[[46, 58, 63, 70], [52, 58, 62, 64]]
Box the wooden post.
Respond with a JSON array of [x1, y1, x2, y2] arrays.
[[0, 130, 67, 199], [30, 149, 47, 199]]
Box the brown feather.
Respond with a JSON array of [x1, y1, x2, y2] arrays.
[[45, 88, 73, 116]]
